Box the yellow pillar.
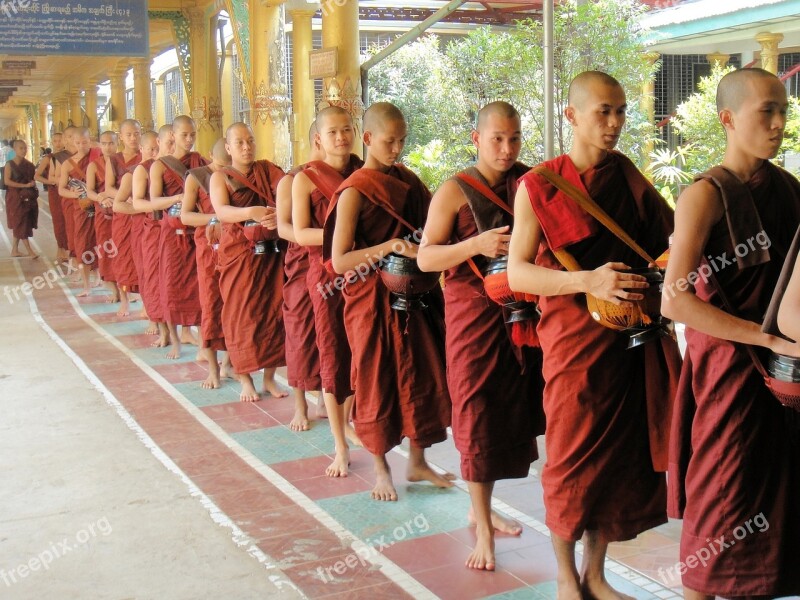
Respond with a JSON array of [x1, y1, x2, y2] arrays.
[[154, 78, 167, 130], [109, 67, 128, 131], [289, 7, 316, 164], [186, 10, 223, 154], [38, 102, 49, 145], [756, 32, 783, 74], [250, 0, 291, 167], [641, 51, 659, 167], [321, 0, 363, 151], [221, 43, 234, 131], [84, 80, 99, 137], [68, 89, 83, 127], [706, 52, 730, 68], [132, 58, 154, 131]]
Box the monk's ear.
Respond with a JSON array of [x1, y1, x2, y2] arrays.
[[719, 108, 734, 132], [470, 129, 480, 149], [564, 106, 576, 126], [363, 130, 372, 147]]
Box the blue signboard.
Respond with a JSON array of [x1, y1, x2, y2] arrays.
[[0, 0, 148, 56]]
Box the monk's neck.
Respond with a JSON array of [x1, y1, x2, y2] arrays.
[[721, 150, 766, 183], [73, 151, 89, 162], [568, 146, 609, 173], [12, 156, 24, 164], [363, 156, 391, 173], [232, 161, 252, 175], [122, 148, 139, 160], [324, 154, 350, 173], [474, 162, 507, 188], [173, 148, 191, 160]]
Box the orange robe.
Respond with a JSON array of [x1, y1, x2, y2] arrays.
[[5, 158, 38, 240], [521, 151, 678, 542], [110, 152, 142, 293], [137, 158, 164, 322], [325, 165, 451, 455], [158, 153, 207, 326], [217, 160, 286, 374], [58, 151, 77, 255], [301, 155, 362, 399], [445, 164, 544, 482], [66, 153, 98, 267], [90, 154, 114, 282], [47, 152, 68, 249], [668, 162, 800, 596]]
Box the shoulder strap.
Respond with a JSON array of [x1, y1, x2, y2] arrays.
[[67, 157, 87, 181], [455, 172, 514, 216], [223, 167, 272, 205]]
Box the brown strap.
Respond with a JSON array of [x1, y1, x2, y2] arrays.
[[456, 173, 514, 216], [223, 168, 272, 205], [67, 157, 87, 181], [160, 155, 189, 180], [533, 165, 655, 265]]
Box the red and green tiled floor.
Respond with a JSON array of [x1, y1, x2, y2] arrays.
[[17, 253, 685, 599]]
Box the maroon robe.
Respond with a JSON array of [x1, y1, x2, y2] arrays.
[[59, 152, 77, 255], [188, 166, 225, 351], [47, 151, 69, 248], [668, 162, 800, 596], [217, 160, 286, 374], [445, 164, 544, 482], [90, 155, 115, 282], [5, 158, 38, 240], [138, 159, 164, 321], [301, 155, 362, 399], [66, 154, 97, 267], [282, 165, 320, 391], [325, 165, 451, 455], [521, 151, 678, 542], [110, 152, 142, 293], [158, 152, 207, 326]]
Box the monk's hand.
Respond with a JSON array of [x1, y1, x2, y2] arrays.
[[206, 222, 222, 245], [585, 262, 647, 306], [259, 206, 278, 230], [395, 241, 419, 259], [473, 225, 511, 258], [769, 336, 800, 358]]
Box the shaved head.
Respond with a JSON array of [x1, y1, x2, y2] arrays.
[[75, 126, 91, 138], [716, 68, 782, 113], [364, 102, 405, 133], [119, 119, 141, 132], [211, 137, 231, 163], [315, 106, 352, 131], [568, 71, 624, 108], [142, 131, 158, 145], [172, 114, 195, 130], [308, 122, 318, 145], [476, 101, 520, 130], [100, 130, 117, 141], [157, 124, 172, 140], [226, 122, 253, 141]]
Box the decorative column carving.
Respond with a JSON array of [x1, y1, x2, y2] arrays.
[[289, 6, 316, 164], [756, 32, 783, 74]]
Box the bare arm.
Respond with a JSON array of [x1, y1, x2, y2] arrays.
[[661, 179, 799, 356], [276, 174, 297, 242], [291, 171, 324, 247], [209, 171, 267, 224], [112, 173, 137, 215], [778, 256, 800, 341], [147, 161, 182, 211], [34, 156, 50, 185], [85, 163, 100, 201], [58, 163, 81, 199], [180, 175, 213, 228], [507, 182, 646, 304], [104, 157, 118, 195]]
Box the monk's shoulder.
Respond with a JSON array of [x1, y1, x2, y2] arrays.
[[434, 177, 468, 211]]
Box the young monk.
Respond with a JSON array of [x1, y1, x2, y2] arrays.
[[328, 102, 454, 500], [131, 129, 173, 347], [59, 127, 101, 297], [293, 106, 363, 476], [417, 101, 544, 570], [35, 132, 68, 262], [108, 119, 144, 317], [209, 122, 287, 402], [276, 123, 324, 431], [86, 131, 119, 301], [662, 68, 800, 599], [148, 116, 206, 359], [507, 71, 679, 599], [55, 126, 80, 273], [181, 138, 233, 388], [4, 140, 39, 258]]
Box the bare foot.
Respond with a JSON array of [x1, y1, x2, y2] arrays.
[[407, 463, 456, 488], [117, 300, 130, 317], [93, 277, 103, 288], [165, 347, 181, 359], [202, 373, 221, 389], [196, 350, 208, 363], [239, 375, 260, 402], [30, 253, 39, 260], [557, 577, 583, 600], [344, 423, 362, 447], [263, 379, 288, 398], [180, 327, 198, 346], [105, 294, 120, 304], [151, 333, 170, 348], [11, 251, 27, 257], [326, 448, 349, 478], [76, 288, 91, 298], [371, 470, 398, 501], [465, 527, 495, 571], [468, 507, 522, 536], [581, 576, 635, 600], [144, 321, 159, 335], [289, 407, 310, 432], [220, 362, 233, 379]]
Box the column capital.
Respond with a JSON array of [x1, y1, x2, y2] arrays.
[[755, 31, 784, 46], [756, 32, 783, 74], [642, 51, 660, 64], [260, 0, 287, 8], [706, 52, 730, 67], [288, 7, 317, 19]]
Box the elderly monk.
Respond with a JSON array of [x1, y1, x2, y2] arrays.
[[508, 71, 679, 599], [180, 138, 233, 389], [209, 122, 287, 402], [417, 101, 544, 571], [4, 139, 39, 259], [86, 131, 120, 302], [276, 123, 324, 432], [328, 102, 454, 501], [149, 116, 208, 359], [293, 106, 364, 477], [35, 132, 68, 262], [663, 68, 800, 599], [58, 127, 101, 297], [108, 119, 144, 317]]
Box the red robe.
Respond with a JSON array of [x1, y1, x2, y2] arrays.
[[59, 152, 77, 255], [90, 155, 115, 282], [158, 152, 207, 326], [138, 159, 164, 322], [445, 164, 544, 482], [301, 155, 362, 399], [668, 162, 800, 596], [47, 151, 69, 248], [110, 152, 142, 293], [217, 160, 286, 374], [521, 151, 678, 542], [325, 165, 451, 455], [188, 166, 225, 351], [5, 158, 38, 240], [282, 165, 320, 391], [66, 153, 97, 267]]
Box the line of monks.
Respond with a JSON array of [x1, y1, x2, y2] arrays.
[[4, 67, 800, 599]]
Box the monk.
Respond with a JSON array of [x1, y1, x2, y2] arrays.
[[276, 123, 324, 431], [507, 71, 679, 599], [86, 131, 119, 301], [778, 246, 800, 340], [662, 68, 800, 599], [4, 139, 39, 258], [35, 132, 68, 262], [56, 126, 79, 273], [131, 129, 173, 347], [417, 101, 543, 570], [108, 119, 144, 317], [328, 102, 454, 500], [59, 127, 101, 297], [181, 138, 233, 388], [149, 116, 207, 359], [293, 106, 363, 476], [209, 122, 287, 402]]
